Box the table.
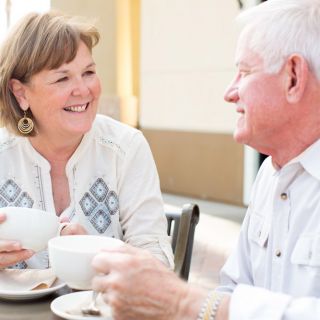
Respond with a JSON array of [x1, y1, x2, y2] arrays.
[[0, 286, 72, 320]]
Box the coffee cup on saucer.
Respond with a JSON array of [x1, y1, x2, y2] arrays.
[[48, 235, 122, 290]]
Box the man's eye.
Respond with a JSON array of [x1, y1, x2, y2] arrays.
[[239, 70, 251, 77]]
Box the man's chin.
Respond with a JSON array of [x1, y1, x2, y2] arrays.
[[233, 130, 248, 145]]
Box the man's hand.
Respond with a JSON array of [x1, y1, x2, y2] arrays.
[[91, 244, 207, 320]]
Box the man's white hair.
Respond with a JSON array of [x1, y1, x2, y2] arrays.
[[237, 0, 320, 79]]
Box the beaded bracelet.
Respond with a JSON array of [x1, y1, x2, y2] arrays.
[[197, 291, 223, 320]]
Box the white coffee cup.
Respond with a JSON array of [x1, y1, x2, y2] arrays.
[[48, 235, 122, 290], [0, 207, 62, 252]]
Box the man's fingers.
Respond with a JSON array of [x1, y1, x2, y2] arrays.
[[92, 245, 152, 274], [100, 243, 146, 256], [92, 273, 111, 292], [92, 252, 122, 274]]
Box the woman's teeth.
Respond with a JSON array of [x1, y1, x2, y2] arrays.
[[64, 104, 87, 112]]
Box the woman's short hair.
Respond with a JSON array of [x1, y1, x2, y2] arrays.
[[0, 11, 100, 136], [237, 0, 320, 79]]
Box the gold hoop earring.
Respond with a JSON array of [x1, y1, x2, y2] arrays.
[[17, 111, 34, 134]]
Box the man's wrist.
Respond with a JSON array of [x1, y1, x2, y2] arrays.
[[175, 284, 208, 320], [197, 291, 225, 320], [215, 294, 230, 320]]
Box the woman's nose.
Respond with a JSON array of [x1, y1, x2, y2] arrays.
[[224, 81, 239, 103], [72, 78, 90, 96]]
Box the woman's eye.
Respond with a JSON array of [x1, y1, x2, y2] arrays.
[[56, 77, 68, 83], [83, 70, 95, 76]]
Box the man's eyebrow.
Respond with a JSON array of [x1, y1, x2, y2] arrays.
[[235, 60, 251, 68]]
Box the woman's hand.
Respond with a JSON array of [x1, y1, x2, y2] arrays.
[[0, 213, 34, 268], [59, 217, 87, 236]]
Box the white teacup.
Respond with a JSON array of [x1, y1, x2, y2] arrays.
[[0, 207, 61, 252], [48, 235, 122, 290]]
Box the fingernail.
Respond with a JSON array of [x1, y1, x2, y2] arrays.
[[12, 242, 21, 250]]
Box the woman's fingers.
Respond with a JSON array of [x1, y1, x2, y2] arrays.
[[0, 240, 21, 252], [0, 239, 34, 268], [60, 223, 87, 235], [0, 249, 34, 268], [0, 212, 6, 223]]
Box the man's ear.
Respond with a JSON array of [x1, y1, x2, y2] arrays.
[[9, 79, 29, 111], [284, 54, 309, 104]]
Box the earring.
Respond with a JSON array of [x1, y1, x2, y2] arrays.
[[17, 111, 34, 134]]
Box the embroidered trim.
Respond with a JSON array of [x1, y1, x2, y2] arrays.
[[79, 177, 119, 234]]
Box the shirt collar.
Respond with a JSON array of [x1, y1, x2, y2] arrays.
[[286, 139, 320, 181]]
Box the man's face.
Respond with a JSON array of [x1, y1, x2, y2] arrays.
[[224, 43, 287, 154]]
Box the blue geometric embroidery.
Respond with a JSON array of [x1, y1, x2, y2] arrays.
[[79, 178, 118, 234], [79, 192, 98, 216], [0, 196, 8, 208], [90, 209, 111, 234], [105, 191, 119, 215], [0, 179, 21, 202], [8, 261, 28, 269], [0, 179, 35, 269], [15, 192, 34, 208], [0, 179, 33, 208], [90, 178, 109, 202]]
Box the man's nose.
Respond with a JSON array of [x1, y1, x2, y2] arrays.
[[224, 82, 239, 103]]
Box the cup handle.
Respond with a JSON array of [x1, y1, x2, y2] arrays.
[[57, 222, 69, 236]]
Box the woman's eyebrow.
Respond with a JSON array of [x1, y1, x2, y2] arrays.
[[52, 62, 96, 74]]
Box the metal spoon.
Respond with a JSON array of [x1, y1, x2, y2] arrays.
[[81, 291, 101, 316]]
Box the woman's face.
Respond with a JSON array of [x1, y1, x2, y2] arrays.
[[21, 41, 101, 140]]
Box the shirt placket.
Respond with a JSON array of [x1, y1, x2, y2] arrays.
[[270, 165, 299, 291]]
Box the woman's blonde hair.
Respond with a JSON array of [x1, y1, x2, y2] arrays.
[[0, 11, 100, 136]]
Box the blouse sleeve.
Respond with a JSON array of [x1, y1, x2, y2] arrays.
[[117, 131, 174, 269]]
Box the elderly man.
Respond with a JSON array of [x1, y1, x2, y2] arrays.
[[92, 1, 320, 319]]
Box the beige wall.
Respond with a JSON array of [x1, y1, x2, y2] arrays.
[[51, 0, 117, 95], [140, 1, 246, 204], [143, 129, 244, 205], [140, 0, 240, 133], [50, 0, 248, 205]]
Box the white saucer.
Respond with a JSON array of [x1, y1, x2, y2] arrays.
[[51, 291, 112, 320], [0, 278, 66, 301]]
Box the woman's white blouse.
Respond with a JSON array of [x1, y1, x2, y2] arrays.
[[0, 114, 173, 269]]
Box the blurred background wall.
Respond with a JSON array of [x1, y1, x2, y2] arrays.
[[3, 0, 262, 206], [140, 1, 244, 205], [52, 0, 247, 205]]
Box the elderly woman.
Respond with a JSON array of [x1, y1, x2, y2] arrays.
[[0, 11, 173, 269]]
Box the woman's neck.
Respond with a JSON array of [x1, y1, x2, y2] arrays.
[[28, 133, 83, 163]]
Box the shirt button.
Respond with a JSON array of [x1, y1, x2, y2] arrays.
[[280, 193, 288, 200], [275, 249, 282, 257]]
